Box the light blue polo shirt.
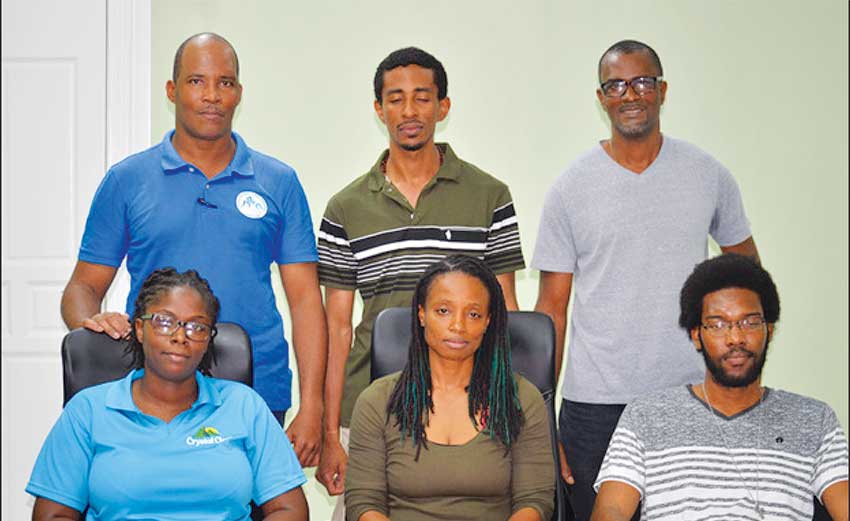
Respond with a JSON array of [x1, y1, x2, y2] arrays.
[[78, 131, 318, 411], [27, 370, 307, 520]]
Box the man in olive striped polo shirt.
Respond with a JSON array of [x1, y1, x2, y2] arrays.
[[315, 47, 525, 516]]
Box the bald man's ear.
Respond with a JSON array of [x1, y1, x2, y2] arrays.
[[166, 80, 176, 103]]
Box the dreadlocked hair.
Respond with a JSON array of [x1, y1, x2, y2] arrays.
[[125, 267, 221, 374], [386, 255, 524, 459]]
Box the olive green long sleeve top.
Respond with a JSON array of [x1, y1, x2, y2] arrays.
[[345, 372, 555, 521]]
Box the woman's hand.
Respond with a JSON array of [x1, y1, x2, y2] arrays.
[[508, 506, 542, 521]]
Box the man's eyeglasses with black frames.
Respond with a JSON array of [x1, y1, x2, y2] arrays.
[[600, 76, 663, 98]]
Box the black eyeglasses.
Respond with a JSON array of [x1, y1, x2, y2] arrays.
[[139, 313, 216, 342], [700, 315, 766, 337], [600, 76, 663, 98]]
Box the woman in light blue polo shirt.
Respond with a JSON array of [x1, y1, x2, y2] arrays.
[[27, 268, 308, 520]]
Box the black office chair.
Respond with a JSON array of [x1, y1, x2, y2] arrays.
[[813, 498, 833, 520], [370, 307, 573, 521], [61, 322, 253, 405]]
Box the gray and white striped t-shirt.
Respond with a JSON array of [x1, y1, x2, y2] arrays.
[[596, 386, 848, 520]]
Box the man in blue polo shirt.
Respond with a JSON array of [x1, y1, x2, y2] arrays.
[[60, 32, 327, 467]]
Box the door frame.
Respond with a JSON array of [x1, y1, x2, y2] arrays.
[[103, 0, 151, 310], [0, 2, 150, 517]]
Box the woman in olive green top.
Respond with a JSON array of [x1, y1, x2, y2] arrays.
[[345, 255, 554, 521]]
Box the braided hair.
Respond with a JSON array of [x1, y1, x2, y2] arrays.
[[386, 255, 524, 457], [125, 267, 221, 374]]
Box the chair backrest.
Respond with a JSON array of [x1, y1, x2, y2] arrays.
[[370, 307, 571, 521], [812, 497, 832, 520], [61, 322, 253, 405]]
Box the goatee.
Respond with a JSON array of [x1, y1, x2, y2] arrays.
[[699, 335, 769, 388]]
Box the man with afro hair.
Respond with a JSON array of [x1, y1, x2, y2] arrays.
[[592, 254, 848, 521]]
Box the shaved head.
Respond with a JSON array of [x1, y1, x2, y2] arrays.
[[172, 32, 239, 82], [598, 39, 662, 83]]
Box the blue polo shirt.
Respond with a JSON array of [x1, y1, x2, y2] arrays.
[[27, 370, 307, 520], [78, 131, 318, 411]]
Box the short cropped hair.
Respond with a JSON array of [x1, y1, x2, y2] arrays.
[[172, 32, 240, 82], [374, 47, 448, 103], [678, 254, 780, 334], [598, 39, 663, 83]]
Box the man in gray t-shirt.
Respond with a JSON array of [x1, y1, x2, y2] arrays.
[[532, 39, 760, 519], [592, 254, 848, 521]]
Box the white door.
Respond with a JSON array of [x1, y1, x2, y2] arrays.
[[0, 1, 148, 517]]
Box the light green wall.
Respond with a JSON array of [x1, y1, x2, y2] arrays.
[[152, 1, 848, 515]]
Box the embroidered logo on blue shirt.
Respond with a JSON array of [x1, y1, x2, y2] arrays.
[[236, 191, 268, 219], [186, 426, 232, 447]]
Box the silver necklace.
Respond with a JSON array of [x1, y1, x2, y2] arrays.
[[703, 384, 765, 520]]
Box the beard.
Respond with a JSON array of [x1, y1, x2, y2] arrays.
[[613, 119, 655, 139], [699, 334, 769, 388], [399, 140, 427, 152], [612, 103, 657, 139]]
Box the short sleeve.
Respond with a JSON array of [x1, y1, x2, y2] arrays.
[[246, 391, 307, 505], [510, 379, 555, 520], [26, 396, 95, 512], [812, 407, 849, 499], [273, 171, 318, 265], [345, 382, 390, 520], [709, 167, 752, 247], [484, 186, 525, 274], [78, 168, 130, 267], [531, 178, 578, 273], [594, 403, 646, 497], [317, 198, 358, 290]]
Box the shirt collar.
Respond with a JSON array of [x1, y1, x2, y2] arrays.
[[159, 129, 254, 178], [367, 142, 461, 192], [105, 368, 223, 412]]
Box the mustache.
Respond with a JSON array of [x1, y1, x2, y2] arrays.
[[619, 103, 645, 112], [198, 107, 224, 116], [397, 119, 424, 129], [721, 347, 756, 360]]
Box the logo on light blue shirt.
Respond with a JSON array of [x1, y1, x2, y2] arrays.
[[186, 425, 232, 447], [236, 191, 268, 219]]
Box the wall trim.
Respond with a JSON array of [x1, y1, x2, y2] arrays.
[[104, 0, 150, 310]]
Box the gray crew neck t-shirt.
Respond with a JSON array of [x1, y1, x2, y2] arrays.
[[532, 136, 752, 403]]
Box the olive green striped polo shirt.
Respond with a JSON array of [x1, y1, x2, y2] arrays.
[[318, 143, 525, 427]]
